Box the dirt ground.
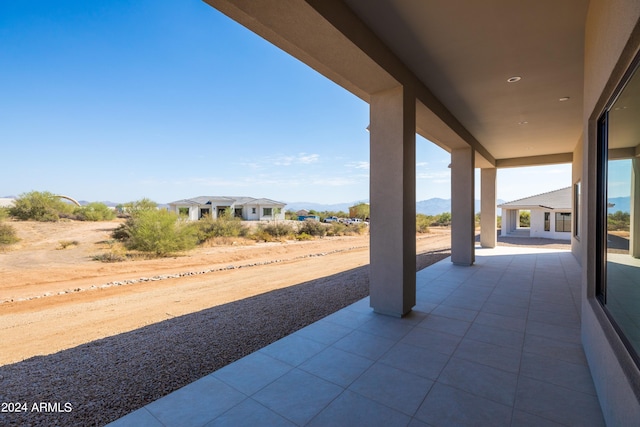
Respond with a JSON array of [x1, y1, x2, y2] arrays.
[[0, 220, 452, 366]]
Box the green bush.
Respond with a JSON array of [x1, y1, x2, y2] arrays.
[[0, 223, 19, 246], [608, 210, 630, 231], [298, 220, 327, 237], [0, 208, 8, 221], [431, 212, 451, 226], [74, 202, 116, 221], [416, 214, 430, 233], [192, 213, 249, 242], [350, 223, 368, 235], [119, 198, 158, 217], [326, 222, 348, 236], [124, 209, 197, 256], [259, 222, 295, 239], [9, 191, 74, 221]]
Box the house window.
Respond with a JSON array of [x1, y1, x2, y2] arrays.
[[574, 181, 581, 239], [263, 208, 272, 216], [178, 207, 189, 216], [597, 52, 640, 366], [544, 212, 550, 231], [555, 212, 571, 232], [251, 208, 256, 214]]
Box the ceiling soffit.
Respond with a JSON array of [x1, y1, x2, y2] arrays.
[[344, 0, 589, 161]]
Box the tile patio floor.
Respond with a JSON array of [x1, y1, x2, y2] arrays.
[[108, 246, 605, 427]]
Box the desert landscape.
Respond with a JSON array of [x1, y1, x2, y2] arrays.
[[0, 219, 452, 426]]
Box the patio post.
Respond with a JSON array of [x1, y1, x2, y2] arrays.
[[451, 147, 475, 265], [369, 86, 416, 317], [480, 168, 497, 248]]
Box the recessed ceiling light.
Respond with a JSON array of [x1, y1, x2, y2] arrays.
[[507, 76, 521, 83], [518, 121, 528, 125], [559, 97, 570, 102]]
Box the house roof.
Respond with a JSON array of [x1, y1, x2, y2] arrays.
[[498, 187, 572, 210], [168, 196, 286, 207], [246, 198, 287, 207]]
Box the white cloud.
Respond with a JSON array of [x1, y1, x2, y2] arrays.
[[346, 161, 370, 170], [241, 153, 320, 167], [298, 153, 320, 164], [417, 171, 450, 180]]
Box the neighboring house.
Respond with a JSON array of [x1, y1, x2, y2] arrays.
[[498, 187, 571, 240], [168, 196, 286, 221], [295, 209, 309, 217], [0, 198, 15, 208]]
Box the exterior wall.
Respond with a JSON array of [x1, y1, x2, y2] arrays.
[[170, 202, 285, 221], [529, 209, 545, 238], [583, 1, 640, 424], [170, 205, 199, 221], [245, 206, 260, 221], [529, 209, 572, 240], [255, 205, 286, 221]]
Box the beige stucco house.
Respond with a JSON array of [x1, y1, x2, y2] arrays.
[[168, 196, 286, 221], [499, 187, 573, 240]]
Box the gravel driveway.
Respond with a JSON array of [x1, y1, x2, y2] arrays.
[[0, 250, 450, 427]]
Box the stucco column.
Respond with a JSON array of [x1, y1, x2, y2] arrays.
[[369, 86, 416, 317], [480, 168, 497, 248], [451, 147, 475, 265], [630, 158, 640, 258]]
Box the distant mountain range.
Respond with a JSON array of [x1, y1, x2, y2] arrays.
[[286, 198, 507, 216]]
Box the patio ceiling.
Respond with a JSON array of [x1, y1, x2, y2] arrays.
[[204, 0, 589, 168]]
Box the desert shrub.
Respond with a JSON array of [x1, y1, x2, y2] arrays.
[[251, 229, 275, 242], [0, 223, 19, 246], [431, 212, 451, 227], [350, 223, 368, 235], [93, 241, 127, 262], [416, 214, 431, 233], [326, 222, 348, 236], [111, 223, 131, 241], [608, 210, 630, 231], [57, 240, 79, 249], [0, 208, 8, 221], [124, 209, 197, 256], [9, 191, 74, 221], [119, 198, 158, 218], [192, 213, 248, 242], [298, 220, 327, 237], [74, 202, 116, 221], [296, 232, 314, 241], [259, 222, 295, 239]]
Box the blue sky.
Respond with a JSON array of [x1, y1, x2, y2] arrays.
[[1, 0, 573, 205]]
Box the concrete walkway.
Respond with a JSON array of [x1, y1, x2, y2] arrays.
[[108, 246, 604, 426]]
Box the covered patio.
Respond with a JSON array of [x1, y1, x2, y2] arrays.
[[109, 0, 640, 424], [109, 246, 604, 426]]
